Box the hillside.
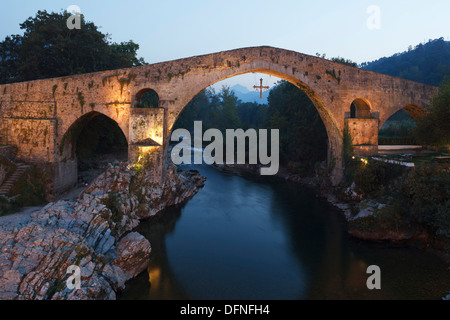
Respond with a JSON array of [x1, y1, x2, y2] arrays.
[[360, 38, 450, 86]]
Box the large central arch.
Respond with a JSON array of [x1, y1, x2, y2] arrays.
[[162, 67, 343, 182]]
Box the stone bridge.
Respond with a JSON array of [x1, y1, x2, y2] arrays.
[[0, 46, 438, 196]]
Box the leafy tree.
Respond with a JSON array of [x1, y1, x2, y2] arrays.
[[265, 81, 328, 172], [110, 41, 146, 68], [173, 89, 210, 131], [414, 81, 450, 148], [218, 86, 241, 131], [0, 35, 21, 83], [237, 102, 268, 129], [0, 10, 146, 84]]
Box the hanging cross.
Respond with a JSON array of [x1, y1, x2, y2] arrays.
[[253, 78, 270, 99]]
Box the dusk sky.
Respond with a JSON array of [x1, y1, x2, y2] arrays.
[[1, 0, 449, 89]]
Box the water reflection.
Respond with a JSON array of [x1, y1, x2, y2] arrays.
[[119, 206, 190, 300], [119, 164, 450, 300]]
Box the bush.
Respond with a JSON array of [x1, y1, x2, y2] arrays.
[[353, 160, 407, 195], [0, 196, 15, 216], [355, 163, 450, 251], [399, 165, 450, 240], [8, 167, 46, 207]]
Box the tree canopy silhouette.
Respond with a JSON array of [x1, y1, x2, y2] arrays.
[[0, 10, 146, 84]]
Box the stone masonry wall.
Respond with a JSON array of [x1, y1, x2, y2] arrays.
[[346, 118, 379, 146], [0, 46, 438, 190]]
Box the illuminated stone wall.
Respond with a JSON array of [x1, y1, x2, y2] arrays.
[[0, 46, 438, 193]]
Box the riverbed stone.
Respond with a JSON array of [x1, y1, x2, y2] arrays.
[[0, 161, 205, 300], [113, 232, 151, 278]]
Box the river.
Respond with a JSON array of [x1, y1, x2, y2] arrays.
[[118, 161, 449, 300]]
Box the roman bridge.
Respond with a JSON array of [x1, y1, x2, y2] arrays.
[[0, 46, 438, 196]]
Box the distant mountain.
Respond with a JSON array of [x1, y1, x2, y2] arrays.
[[230, 84, 270, 104], [360, 38, 450, 86], [231, 84, 249, 94]]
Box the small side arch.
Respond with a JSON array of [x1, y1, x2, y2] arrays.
[[403, 104, 429, 123], [379, 104, 429, 129], [349, 98, 372, 118], [134, 88, 160, 108], [58, 111, 128, 188]]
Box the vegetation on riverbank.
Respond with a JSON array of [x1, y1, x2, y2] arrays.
[[0, 166, 47, 217], [345, 81, 450, 254], [345, 160, 449, 251]]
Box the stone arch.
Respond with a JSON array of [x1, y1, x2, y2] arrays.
[[349, 98, 372, 118], [380, 104, 429, 129], [168, 67, 344, 184], [60, 111, 128, 159], [403, 104, 429, 123], [56, 111, 128, 192], [134, 88, 160, 108]]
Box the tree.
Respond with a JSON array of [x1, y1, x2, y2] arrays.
[[265, 81, 328, 173], [0, 35, 22, 83], [0, 10, 146, 84], [237, 102, 268, 130], [414, 81, 450, 148], [173, 89, 211, 132], [219, 86, 241, 131]]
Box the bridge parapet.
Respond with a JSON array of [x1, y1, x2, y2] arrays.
[[0, 46, 439, 194]]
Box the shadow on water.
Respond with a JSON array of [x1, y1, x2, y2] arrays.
[[119, 163, 450, 300]]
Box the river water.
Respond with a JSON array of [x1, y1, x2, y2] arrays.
[[118, 162, 449, 300]]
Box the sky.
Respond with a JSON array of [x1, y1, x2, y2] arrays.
[[1, 0, 449, 90]]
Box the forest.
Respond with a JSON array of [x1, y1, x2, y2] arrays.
[[360, 37, 450, 86]]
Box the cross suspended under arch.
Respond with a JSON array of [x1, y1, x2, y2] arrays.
[[253, 78, 270, 99]]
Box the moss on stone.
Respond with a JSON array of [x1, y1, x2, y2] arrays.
[[326, 69, 341, 84], [77, 92, 85, 113], [101, 192, 124, 227], [118, 74, 136, 94]]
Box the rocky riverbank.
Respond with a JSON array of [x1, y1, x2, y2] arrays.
[[0, 162, 206, 300]]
